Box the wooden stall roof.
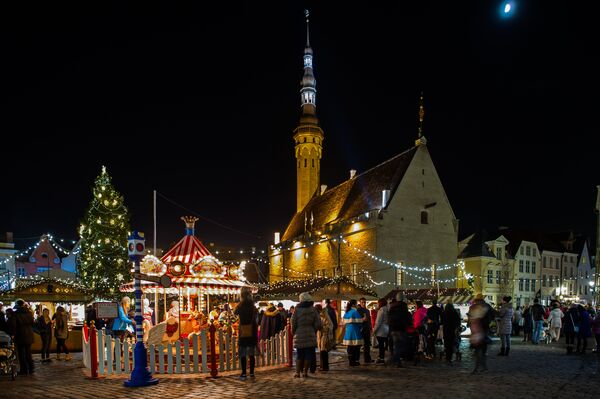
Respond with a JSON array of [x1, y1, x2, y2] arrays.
[[258, 277, 377, 301], [0, 278, 93, 303]]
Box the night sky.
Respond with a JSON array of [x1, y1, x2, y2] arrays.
[[2, 1, 598, 252]]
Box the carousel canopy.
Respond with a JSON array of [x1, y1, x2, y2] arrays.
[[120, 216, 255, 295], [120, 276, 255, 295], [258, 276, 377, 301], [161, 234, 211, 266]]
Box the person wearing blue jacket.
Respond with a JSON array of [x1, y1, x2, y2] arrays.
[[112, 296, 135, 342]]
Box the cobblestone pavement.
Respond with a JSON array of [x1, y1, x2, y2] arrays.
[[1, 338, 599, 399]]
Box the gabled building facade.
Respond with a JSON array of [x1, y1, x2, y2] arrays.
[[268, 13, 458, 297], [457, 232, 513, 306]]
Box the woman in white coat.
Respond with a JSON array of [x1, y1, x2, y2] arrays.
[[547, 302, 564, 342], [372, 298, 389, 364]]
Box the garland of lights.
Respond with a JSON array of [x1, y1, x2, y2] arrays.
[[259, 276, 378, 299], [0, 274, 90, 294]]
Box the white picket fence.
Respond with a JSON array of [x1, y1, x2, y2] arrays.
[[82, 328, 290, 376]]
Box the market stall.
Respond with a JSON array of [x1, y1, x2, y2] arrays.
[[0, 276, 94, 352]]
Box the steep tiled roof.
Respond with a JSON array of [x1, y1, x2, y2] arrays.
[[282, 146, 418, 241], [495, 229, 564, 257], [458, 231, 496, 259]]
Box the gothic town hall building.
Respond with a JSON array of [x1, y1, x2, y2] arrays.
[[268, 14, 458, 297]]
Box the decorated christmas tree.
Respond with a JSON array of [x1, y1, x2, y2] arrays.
[[77, 166, 131, 297]]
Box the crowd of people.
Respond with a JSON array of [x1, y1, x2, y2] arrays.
[[0, 299, 73, 376], [509, 298, 600, 354], [3, 291, 600, 380]]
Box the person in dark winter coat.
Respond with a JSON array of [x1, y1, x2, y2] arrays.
[[9, 299, 35, 375], [388, 295, 412, 367], [576, 305, 592, 354], [292, 292, 322, 377], [324, 299, 338, 348], [357, 298, 374, 363], [234, 288, 259, 380], [522, 305, 534, 342], [274, 303, 288, 335], [259, 303, 279, 341], [425, 299, 443, 359], [563, 303, 579, 354], [36, 308, 53, 363], [442, 303, 461, 363]]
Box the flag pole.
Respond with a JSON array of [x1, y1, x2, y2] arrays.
[[153, 190, 157, 257]]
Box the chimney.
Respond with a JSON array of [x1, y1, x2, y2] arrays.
[[350, 169, 356, 179], [274, 232, 280, 245], [320, 184, 327, 195], [381, 189, 390, 209], [5, 232, 13, 243]]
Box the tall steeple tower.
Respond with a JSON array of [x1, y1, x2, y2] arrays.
[[294, 9, 324, 213]]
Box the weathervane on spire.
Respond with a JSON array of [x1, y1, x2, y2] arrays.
[[418, 91, 425, 138], [305, 9, 310, 47], [415, 92, 427, 146]]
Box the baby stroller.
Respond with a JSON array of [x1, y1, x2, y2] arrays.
[[0, 331, 17, 380], [541, 325, 552, 344]]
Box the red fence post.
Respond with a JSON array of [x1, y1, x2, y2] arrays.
[[287, 321, 293, 368], [86, 321, 104, 380], [209, 321, 218, 378]]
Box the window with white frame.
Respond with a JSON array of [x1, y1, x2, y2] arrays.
[[487, 270, 493, 284]]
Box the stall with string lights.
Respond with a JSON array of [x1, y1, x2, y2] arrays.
[[0, 275, 93, 351]]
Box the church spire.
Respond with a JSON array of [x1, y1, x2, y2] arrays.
[[300, 9, 318, 125], [294, 9, 324, 213], [415, 92, 427, 146]]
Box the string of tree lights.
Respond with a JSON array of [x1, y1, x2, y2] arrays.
[[78, 166, 131, 297]]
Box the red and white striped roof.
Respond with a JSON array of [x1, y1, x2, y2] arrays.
[[161, 234, 211, 266]]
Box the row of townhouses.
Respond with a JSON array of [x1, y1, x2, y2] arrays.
[[458, 228, 596, 307]]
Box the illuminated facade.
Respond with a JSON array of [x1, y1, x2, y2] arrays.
[[269, 16, 459, 296]]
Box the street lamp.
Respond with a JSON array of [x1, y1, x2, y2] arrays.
[[589, 281, 596, 307]]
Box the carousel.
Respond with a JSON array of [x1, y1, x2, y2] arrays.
[[119, 216, 255, 344]]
